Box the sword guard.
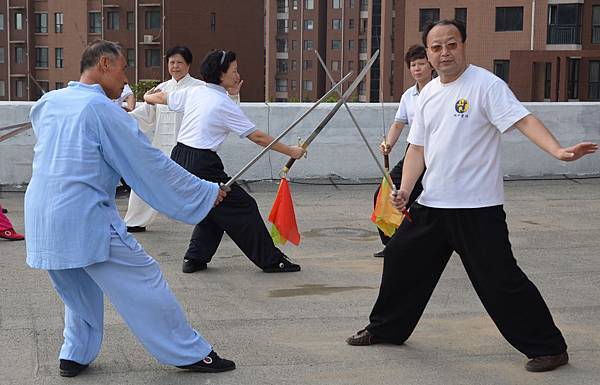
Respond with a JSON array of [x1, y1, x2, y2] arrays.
[[219, 182, 231, 192]]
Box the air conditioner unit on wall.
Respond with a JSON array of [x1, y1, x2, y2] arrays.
[[143, 35, 153, 44]]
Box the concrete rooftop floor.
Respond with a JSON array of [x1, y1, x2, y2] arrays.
[[0, 178, 599, 385]]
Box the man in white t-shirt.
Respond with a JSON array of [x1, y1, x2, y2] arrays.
[[347, 20, 598, 373]]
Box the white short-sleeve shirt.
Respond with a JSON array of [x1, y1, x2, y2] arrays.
[[113, 84, 133, 106], [167, 83, 256, 151], [394, 84, 419, 126], [408, 65, 530, 208]]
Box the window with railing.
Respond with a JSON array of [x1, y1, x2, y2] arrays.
[[547, 4, 582, 44], [277, 0, 288, 13], [567, 58, 579, 99], [592, 6, 600, 44], [588, 61, 600, 101], [276, 79, 288, 92], [35, 13, 48, 33], [360, 0, 368, 12], [277, 19, 288, 33]]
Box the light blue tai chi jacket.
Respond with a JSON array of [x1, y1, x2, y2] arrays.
[[25, 81, 219, 270]]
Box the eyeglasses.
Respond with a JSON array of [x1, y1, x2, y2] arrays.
[[220, 50, 227, 65], [428, 41, 459, 53]]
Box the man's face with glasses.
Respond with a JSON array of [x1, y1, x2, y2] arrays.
[[426, 24, 467, 83]]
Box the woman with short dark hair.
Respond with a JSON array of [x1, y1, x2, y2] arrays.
[[144, 50, 305, 274]]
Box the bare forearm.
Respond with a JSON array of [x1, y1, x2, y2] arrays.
[[399, 144, 425, 194], [386, 121, 405, 149], [515, 115, 562, 159], [248, 130, 294, 156], [144, 91, 168, 105]]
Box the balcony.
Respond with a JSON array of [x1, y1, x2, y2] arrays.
[[547, 25, 581, 45]]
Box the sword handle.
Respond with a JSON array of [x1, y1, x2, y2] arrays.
[[284, 158, 297, 172], [384, 154, 389, 170]]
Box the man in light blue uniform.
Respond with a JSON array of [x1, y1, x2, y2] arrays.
[[25, 40, 235, 377]]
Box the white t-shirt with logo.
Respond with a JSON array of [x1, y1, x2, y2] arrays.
[[167, 83, 256, 151], [394, 84, 419, 127], [407, 65, 530, 208]]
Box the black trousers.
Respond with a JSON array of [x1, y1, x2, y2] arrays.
[[170, 143, 284, 268], [373, 157, 424, 245], [366, 204, 567, 358]]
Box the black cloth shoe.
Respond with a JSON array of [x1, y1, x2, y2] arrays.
[[2, 208, 8, 214], [59, 359, 89, 377], [346, 328, 385, 346], [182, 258, 208, 273], [525, 352, 568, 372], [373, 249, 385, 258], [176, 350, 236, 373], [263, 255, 301, 273], [127, 226, 146, 233]]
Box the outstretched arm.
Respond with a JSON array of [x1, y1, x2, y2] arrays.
[[143, 88, 168, 105], [515, 115, 598, 161], [247, 130, 305, 159], [380, 121, 406, 155]]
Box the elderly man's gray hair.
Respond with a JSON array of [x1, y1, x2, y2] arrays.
[[80, 40, 124, 74]]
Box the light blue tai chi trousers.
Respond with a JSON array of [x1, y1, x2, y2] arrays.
[[47, 229, 212, 366]]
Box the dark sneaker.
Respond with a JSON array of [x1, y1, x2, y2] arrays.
[[176, 350, 236, 373], [182, 258, 208, 273], [346, 328, 385, 346], [126, 226, 146, 233], [263, 255, 301, 273], [373, 249, 385, 258], [525, 352, 568, 372], [59, 359, 89, 377]]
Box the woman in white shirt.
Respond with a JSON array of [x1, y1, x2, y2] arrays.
[[144, 50, 305, 274]]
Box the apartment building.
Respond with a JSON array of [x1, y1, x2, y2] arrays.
[[0, 0, 264, 101], [266, 0, 405, 102]]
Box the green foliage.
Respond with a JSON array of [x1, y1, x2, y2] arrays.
[[322, 93, 339, 103], [130, 80, 160, 101]]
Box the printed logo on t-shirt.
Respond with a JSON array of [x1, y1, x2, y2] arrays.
[[454, 98, 470, 118]]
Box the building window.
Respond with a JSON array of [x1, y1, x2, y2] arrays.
[[360, 0, 368, 12], [496, 7, 523, 32], [127, 49, 135, 67], [293, 0, 299, 10], [332, 19, 342, 30], [593, 6, 600, 44], [348, 18, 355, 29], [36, 47, 49, 68], [15, 79, 24, 98], [291, 40, 297, 50], [304, 19, 313, 30], [303, 80, 313, 91], [419, 8, 439, 32], [35, 13, 48, 33], [588, 61, 600, 101], [455, 8, 467, 30], [277, 0, 288, 13], [305, 0, 314, 10], [0, 80, 5, 97], [145, 49, 161, 67], [145, 9, 160, 29], [127, 12, 135, 31], [0, 47, 4, 64], [547, 4, 582, 44], [332, 60, 340, 72], [348, 39, 355, 50], [0, 14, 4, 31], [55, 48, 64, 68], [493, 60, 509, 82], [277, 38, 288, 52], [291, 80, 297, 90], [358, 80, 366, 96], [359, 39, 367, 53], [567, 58, 580, 100], [89, 12, 101, 33], [276, 79, 288, 92], [303, 59, 312, 70], [291, 59, 297, 70], [107, 11, 119, 30], [278, 19, 288, 33], [348, 0, 355, 8], [359, 18, 368, 34], [210, 12, 216, 32], [15, 46, 25, 64], [277, 59, 288, 74], [331, 39, 341, 49], [544, 63, 552, 99], [15, 11, 24, 30], [55, 82, 65, 90], [303, 39, 313, 50], [333, 0, 341, 9], [55, 12, 64, 33]]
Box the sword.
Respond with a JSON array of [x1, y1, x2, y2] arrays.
[[281, 49, 380, 175], [220, 71, 354, 191], [313, 50, 412, 222]]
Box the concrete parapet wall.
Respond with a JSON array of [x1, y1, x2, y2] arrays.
[[1, 102, 599, 186]]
